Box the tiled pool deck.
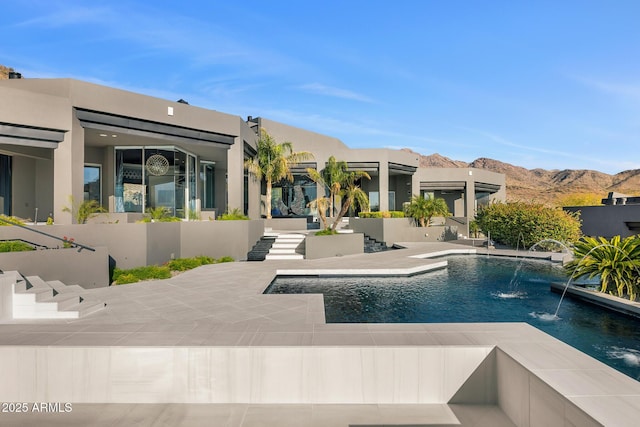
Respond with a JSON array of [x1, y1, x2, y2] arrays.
[[1, 242, 639, 426]]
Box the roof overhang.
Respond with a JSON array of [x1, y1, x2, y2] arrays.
[[389, 162, 417, 175], [0, 122, 66, 149], [475, 182, 502, 193], [75, 108, 235, 149], [421, 181, 466, 191]]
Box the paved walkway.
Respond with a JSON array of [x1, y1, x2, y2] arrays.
[[2, 241, 637, 427]]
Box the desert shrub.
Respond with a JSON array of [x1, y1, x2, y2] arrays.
[[63, 197, 106, 224], [114, 256, 234, 284], [0, 240, 35, 252], [218, 208, 249, 220], [565, 235, 640, 301], [166, 256, 215, 271], [358, 211, 404, 219], [476, 201, 581, 249], [140, 207, 182, 222], [0, 215, 26, 226], [112, 265, 171, 285]]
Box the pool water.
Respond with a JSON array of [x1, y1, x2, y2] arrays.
[[265, 255, 640, 381]]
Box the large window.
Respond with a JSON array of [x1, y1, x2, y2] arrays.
[[0, 154, 11, 216], [200, 162, 215, 210], [84, 164, 101, 203], [115, 147, 196, 218]]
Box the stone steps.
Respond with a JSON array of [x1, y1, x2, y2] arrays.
[[264, 233, 305, 261], [4, 272, 106, 320]]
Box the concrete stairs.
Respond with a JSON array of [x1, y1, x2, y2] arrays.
[[264, 232, 305, 260], [9, 272, 105, 319], [247, 236, 277, 261], [364, 234, 390, 253]]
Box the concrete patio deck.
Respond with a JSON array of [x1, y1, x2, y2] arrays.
[[1, 241, 639, 426]]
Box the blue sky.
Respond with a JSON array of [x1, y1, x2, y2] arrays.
[[2, 1, 639, 174]]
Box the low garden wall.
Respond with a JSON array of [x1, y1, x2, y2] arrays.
[[0, 247, 109, 288], [305, 233, 364, 259], [348, 217, 458, 246], [0, 220, 264, 272]]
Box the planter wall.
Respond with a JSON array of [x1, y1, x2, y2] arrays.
[[0, 247, 109, 288], [305, 233, 364, 259], [349, 217, 458, 245], [0, 220, 264, 272]]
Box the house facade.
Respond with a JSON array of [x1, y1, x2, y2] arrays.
[[0, 78, 505, 227]]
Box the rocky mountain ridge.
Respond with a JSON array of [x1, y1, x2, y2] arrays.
[[403, 149, 640, 205]]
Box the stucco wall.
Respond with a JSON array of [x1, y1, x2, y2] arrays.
[[0, 220, 264, 270], [564, 205, 640, 238], [0, 247, 109, 288], [349, 217, 458, 245], [305, 233, 364, 259]]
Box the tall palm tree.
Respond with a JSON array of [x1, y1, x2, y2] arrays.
[[565, 235, 640, 301], [331, 170, 371, 231], [245, 129, 313, 219], [306, 155, 348, 218], [404, 194, 450, 227], [307, 196, 330, 230]]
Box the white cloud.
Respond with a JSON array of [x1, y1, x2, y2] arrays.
[[572, 76, 640, 102], [297, 83, 374, 103], [14, 6, 112, 28]]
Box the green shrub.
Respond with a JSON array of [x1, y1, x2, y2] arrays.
[[0, 240, 35, 252], [0, 215, 26, 226], [112, 265, 171, 285], [359, 211, 381, 218], [358, 211, 405, 219], [218, 208, 249, 220], [315, 228, 338, 236], [62, 197, 106, 224], [114, 256, 235, 284], [475, 201, 581, 249], [140, 207, 182, 222], [166, 256, 215, 271]]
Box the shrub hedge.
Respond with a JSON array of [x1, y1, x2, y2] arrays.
[[476, 201, 581, 249]]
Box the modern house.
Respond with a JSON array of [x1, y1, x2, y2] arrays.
[[0, 77, 505, 228], [564, 192, 640, 238]]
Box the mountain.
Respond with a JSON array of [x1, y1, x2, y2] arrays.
[[403, 149, 640, 205], [0, 65, 13, 79]]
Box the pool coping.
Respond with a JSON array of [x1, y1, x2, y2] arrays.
[[550, 281, 640, 318]]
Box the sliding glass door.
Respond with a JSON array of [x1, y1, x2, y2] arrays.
[[115, 146, 196, 218]]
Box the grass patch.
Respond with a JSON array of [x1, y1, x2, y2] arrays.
[[0, 240, 35, 252], [113, 255, 235, 285]]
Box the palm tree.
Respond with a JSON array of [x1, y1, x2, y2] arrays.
[[245, 129, 313, 219], [306, 156, 348, 219], [565, 235, 640, 301], [331, 170, 371, 231], [404, 194, 450, 227], [307, 196, 330, 230]]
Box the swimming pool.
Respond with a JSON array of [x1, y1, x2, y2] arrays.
[[265, 255, 640, 381]]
